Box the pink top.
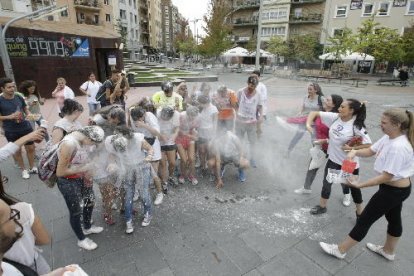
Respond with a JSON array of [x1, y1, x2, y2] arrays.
[[314, 117, 329, 151], [54, 89, 65, 110]]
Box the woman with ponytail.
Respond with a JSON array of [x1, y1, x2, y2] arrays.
[[320, 108, 414, 261], [306, 99, 372, 215]]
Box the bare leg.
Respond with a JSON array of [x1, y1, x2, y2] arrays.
[[383, 234, 400, 255], [151, 161, 162, 193], [166, 150, 176, 178], [355, 203, 364, 216], [25, 144, 35, 168], [176, 145, 188, 178], [160, 152, 168, 183], [338, 235, 359, 254], [13, 149, 25, 170], [319, 197, 328, 208], [188, 142, 196, 176]]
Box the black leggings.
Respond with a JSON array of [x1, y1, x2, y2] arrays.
[[349, 184, 411, 242], [321, 159, 362, 203]]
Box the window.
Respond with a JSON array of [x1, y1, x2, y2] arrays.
[[133, 0, 136, 8], [106, 14, 111, 22], [136, 30, 139, 38], [362, 3, 373, 16], [120, 9, 126, 19], [261, 27, 286, 36], [80, 13, 85, 20], [262, 8, 288, 20], [130, 12, 133, 22], [333, 28, 344, 36], [407, 1, 414, 14], [104, 0, 110, 4], [94, 15, 99, 24], [377, 2, 390, 16], [0, 0, 13, 11], [335, 5, 348, 17], [61, 10, 68, 17], [129, 0, 132, 5], [134, 15, 137, 24]]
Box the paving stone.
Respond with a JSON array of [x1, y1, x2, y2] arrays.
[[195, 244, 242, 276], [51, 238, 84, 269], [130, 238, 169, 276], [147, 267, 174, 276], [242, 269, 263, 276]]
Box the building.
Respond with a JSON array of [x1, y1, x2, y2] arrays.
[[321, 0, 414, 46], [228, 0, 260, 46], [261, 0, 290, 42], [161, 0, 186, 56], [139, 0, 150, 55], [0, 0, 32, 16], [149, 0, 163, 51]]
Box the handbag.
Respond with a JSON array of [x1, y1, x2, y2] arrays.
[[308, 145, 326, 170]]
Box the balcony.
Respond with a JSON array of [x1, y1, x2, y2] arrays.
[[291, 0, 325, 4], [289, 13, 322, 24], [74, 0, 101, 11], [232, 18, 258, 26], [77, 16, 101, 25], [233, 0, 260, 10]]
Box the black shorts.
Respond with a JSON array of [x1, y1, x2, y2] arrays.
[[161, 144, 177, 152], [4, 127, 34, 145]]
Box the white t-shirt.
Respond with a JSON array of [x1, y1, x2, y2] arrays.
[[320, 112, 371, 167], [105, 133, 146, 170], [4, 202, 37, 270], [130, 112, 161, 161], [199, 103, 218, 139], [371, 134, 414, 181], [237, 88, 263, 122], [1, 262, 23, 276], [256, 82, 267, 116], [157, 110, 180, 146], [80, 80, 102, 104], [217, 131, 240, 158]]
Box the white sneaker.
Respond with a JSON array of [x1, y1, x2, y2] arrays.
[[154, 193, 164, 206], [133, 192, 139, 202], [83, 225, 104, 235], [294, 187, 312, 194], [126, 220, 134, 234], [22, 170, 30, 179], [342, 193, 351, 207], [77, 238, 98, 250], [319, 242, 346, 259], [29, 167, 38, 174], [366, 243, 395, 261], [142, 212, 152, 227]]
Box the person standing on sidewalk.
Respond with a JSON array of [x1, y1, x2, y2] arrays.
[[212, 85, 237, 133], [51, 77, 75, 116], [79, 72, 102, 116], [0, 78, 37, 179], [251, 70, 267, 138], [235, 76, 263, 174], [306, 99, 371, 216], [152, 81, 183, 112], [320, 108, 414, 261]]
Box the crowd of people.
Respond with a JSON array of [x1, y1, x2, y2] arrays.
[[0, 68, 413, 275]]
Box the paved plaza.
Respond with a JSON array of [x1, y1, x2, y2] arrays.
[[2, 73, 414, 275]]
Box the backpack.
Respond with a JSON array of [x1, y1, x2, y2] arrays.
[[95, 80, 113, 106], [37, 141, 76, 188]]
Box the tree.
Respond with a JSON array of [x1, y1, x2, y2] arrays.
[[401, 25, 414, 64], [289, 34, 320, 62], [266, 36, 290, 59], [371, 27, 403, 63], [198, 0, 233, 59], [245, 36, 257, 53], [326, 28, 355, 61], [116, 19, 128, 53]]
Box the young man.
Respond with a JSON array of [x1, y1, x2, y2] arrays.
[[152, 81, 183, 112], [236, 76, 264, 172], [96, 69, 120, 108], [251, 70, 268, 138], [0, 78, 36, 179]]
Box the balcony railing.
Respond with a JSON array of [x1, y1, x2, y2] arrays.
[[232, 18, 258, 26], [77, 17, 101, 25], [233, 0, 260, 10], [74, 0, 101, 11], [291, 0, 325, 4], [289, 13, 322, 24]]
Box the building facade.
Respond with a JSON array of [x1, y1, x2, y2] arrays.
[[149, 0, 162, 50], [161, 0, 186, 56]]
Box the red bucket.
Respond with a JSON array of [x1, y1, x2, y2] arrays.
[[341, 160, 357, 174]]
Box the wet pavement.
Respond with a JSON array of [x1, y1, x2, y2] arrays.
[[2, 73, 414, 275]]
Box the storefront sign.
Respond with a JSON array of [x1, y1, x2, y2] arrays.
[[6, 35, 90, 58]]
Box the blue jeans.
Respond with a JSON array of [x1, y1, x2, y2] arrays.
[[88, 103, 101, 116], [57, 177, 95, 240], [288, 124, 315, 152], [122, 164, 152, 222]]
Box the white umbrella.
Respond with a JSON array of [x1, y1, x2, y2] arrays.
[[318, 52, 346, 60], [221, 47, 250, 57], [249, 49, 274, 57], [343, 52, 375, 61]]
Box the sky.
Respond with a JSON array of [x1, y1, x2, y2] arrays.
[[171, 0, 209, 37]]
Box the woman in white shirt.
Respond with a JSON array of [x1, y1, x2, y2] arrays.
[[320, 108, 413, 261], [79, 72, 102, 116], [306, 99, 372, 216]]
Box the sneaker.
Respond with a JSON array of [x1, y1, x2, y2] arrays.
[[28, 167, 38, 174], [209, 173, 215, 182], [133, 192, 139, 202], [294, 187, 312, 194], [188, 175, 198, 185], [168, 176, 178, 186], [77, 238, 98, 251], [178, 176, 185, 184], [126, 220, 134, 234], [310, 205, 327, 215], [154, 193, 164, 205], [342, 193, 351, 207], [104, 214, 115, 225], [366, 243, 395, 261], [22, 170, 30, 179], [142, 212, 152, 227], [238, 168, 246, 182], [220, 164, 226, 178], [319, 242, 346, 259], [83, 225, 104, 235]]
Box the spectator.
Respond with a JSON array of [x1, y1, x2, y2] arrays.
[[51, 77, 75, 116], [79, 72, 102, 116]]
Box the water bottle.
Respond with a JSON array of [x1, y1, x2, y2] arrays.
[[35, 119, 48, 143]]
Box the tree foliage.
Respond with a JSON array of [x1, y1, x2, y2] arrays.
[[326, 28, 355, 61], [401, 24, 414, 64], [266, 34, 320, 63], [198, 0, 233, 58], [266, 36, 290, 58]]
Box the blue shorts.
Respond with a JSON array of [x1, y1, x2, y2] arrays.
[[4, 127, 34, 145]]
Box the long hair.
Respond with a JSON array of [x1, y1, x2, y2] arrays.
[[347, 98, 366, 130], [19, 80, 41, 99], [383, 108, 414, 148], [330, 94, 343, 113], [309, 82, 324, 97], [0, 171, 18, 205]]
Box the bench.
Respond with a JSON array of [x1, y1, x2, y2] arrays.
[[377, 78, 406, 86]]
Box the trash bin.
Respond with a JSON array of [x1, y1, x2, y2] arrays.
[[127, 72, 135, 85]]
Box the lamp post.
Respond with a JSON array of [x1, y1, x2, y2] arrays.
[[255, 0, 263, 70], [0, 4, 68, 81]]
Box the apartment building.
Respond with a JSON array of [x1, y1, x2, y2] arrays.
[[228, 0, 260, 46], [149, 0, 163, 50], [322, 0, 414, 46], [0, 0, 32, 16], [139, 0, 150, 53], [161, 0, 186, 55], [261, 0, 290, 42]]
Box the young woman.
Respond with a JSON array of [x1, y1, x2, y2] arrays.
[[176, 105, 200, 185], [176, 82, 190, 111], [51, 99, 84, 145], [287, 83, 324, 157], [109, 75, 128, 109], [51, 77, 75, 115], [79, 72, 102, 116], [56, 126, 105, 251], [129, 106, 164, 205], [294, 94, 351, 202], [320, 108, 414, 261], [306, 99, 371, 216]]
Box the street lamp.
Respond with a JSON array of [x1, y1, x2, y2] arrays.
[[0, 4, 68, 81], [255, 0, 263, 70], [189, 18, 201, 45]]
